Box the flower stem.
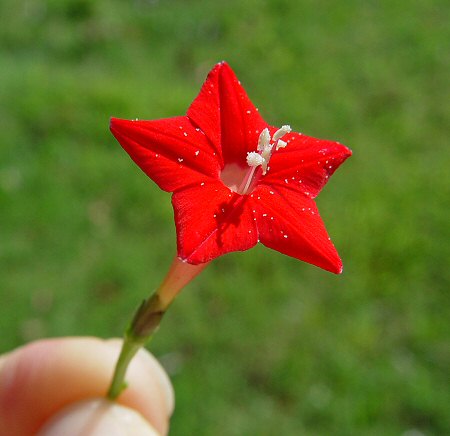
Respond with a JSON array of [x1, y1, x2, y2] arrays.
[[107, 332, 147, 399], [106, 257, 208, 400]]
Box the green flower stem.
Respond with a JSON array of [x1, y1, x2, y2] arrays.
[[106, 257, 209, 400], [106, 333, 147, 399], [107, 293, 164, 399]]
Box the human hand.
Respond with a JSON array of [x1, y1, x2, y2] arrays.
[[0, 337, 174, 435]]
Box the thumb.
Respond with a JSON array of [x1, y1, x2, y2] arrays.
[[38, 398, 159, 436], [0, 337, 174, 435]]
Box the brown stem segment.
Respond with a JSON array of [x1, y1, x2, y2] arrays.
[[130, 294, 166, 338]]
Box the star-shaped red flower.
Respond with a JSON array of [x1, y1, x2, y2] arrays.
[[110, 62, 351, 273]]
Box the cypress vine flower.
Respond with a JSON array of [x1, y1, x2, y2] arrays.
[[111, 61, 351, 273]]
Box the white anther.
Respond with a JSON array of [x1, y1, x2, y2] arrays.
[[272, 125, 291, 142], [257, 128, 271, 151], [247, 152, 265, 167], [276, 139, 287, 150], [261, 143, 273, 161]]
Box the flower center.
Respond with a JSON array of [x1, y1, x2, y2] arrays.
[[220, 163, 249, 193], [220, 125, 291, 195]]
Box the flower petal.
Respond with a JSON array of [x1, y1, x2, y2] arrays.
[[262, 131, 352, 198], [172, 181, 258, 264], [187, 62, 267, 167], [110, 116, 220, 193], [252, 184, 343, 273]]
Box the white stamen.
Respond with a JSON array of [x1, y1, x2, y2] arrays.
[[247, 152, 265, 167], [241, 123, 292, 192], [272, 125, 291, 142], [261, 143, 273, 161], [276, 139, 287, 150], [257, 128, 271, 151]]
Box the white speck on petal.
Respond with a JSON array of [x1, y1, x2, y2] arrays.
[[284, 234, 288, 239], [269, 191, 274, 195], [200, 182, 205, 186], [183, 132, 188, 137], [195, 150, 200, 156], [178, 158, 184, 162]]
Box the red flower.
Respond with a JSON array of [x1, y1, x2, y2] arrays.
[[110, 62, 351, 273]]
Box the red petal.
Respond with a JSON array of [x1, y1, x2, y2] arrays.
[[187, 62, 267, 167], [263, 131, 352, 198], [110, 116, 220, 192], [252, 183, 343, 273], [172, 181, 258, 264]]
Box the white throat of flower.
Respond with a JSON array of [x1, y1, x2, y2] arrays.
[[238, 125, 291, 195]]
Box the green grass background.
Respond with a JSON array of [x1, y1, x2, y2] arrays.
[[0, 0, 448, 434]]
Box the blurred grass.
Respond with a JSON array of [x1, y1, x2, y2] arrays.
[[0, 0, 449, 434]]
